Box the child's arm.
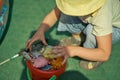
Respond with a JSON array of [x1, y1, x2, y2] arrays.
[[73, 34, 112, 61], [54, 33, 112, 62], [26, 7, 61, 49]]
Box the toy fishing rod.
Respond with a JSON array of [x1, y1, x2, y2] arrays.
[[0, 54, 19, 66], [0, 40, 47, 66], [0, 49, 32, 66]]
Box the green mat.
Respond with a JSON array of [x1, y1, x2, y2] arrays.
[[0, 0, 120, 80]]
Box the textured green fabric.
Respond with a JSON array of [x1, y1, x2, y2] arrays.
[[0, 0, 120, 80]]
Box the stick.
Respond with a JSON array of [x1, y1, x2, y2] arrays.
[[0, 54, 19, 66]]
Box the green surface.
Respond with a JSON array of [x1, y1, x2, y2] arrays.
[[0, 0, 120, 80], [27, 68, 32, 80]]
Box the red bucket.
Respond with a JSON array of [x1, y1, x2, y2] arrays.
[[26, 61, 66, 80]]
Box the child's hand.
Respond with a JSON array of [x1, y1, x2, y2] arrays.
[[26, 31, 48, 51], [52, 46, 70, 65]]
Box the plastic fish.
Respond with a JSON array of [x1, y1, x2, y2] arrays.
[[40, 64, 52, 70], [31, 51, 41, 58], [19, 50, 32, 61], [33, 56, 49, 68], [41, 46, 56, 59]]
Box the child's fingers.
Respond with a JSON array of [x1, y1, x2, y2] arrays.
[[41, 39, 48, 46], [62, 55, 68, 65], [26, 39, 36, 50], [52, 46, 64, 54], [54, 53, 64, 58]]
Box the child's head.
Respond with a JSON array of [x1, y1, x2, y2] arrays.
[[56, 0, 106, 16]]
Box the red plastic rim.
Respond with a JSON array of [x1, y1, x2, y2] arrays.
[[26, 60, 66, 80]]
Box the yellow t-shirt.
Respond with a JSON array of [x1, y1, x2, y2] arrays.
[[80, 0, 120, 36]]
